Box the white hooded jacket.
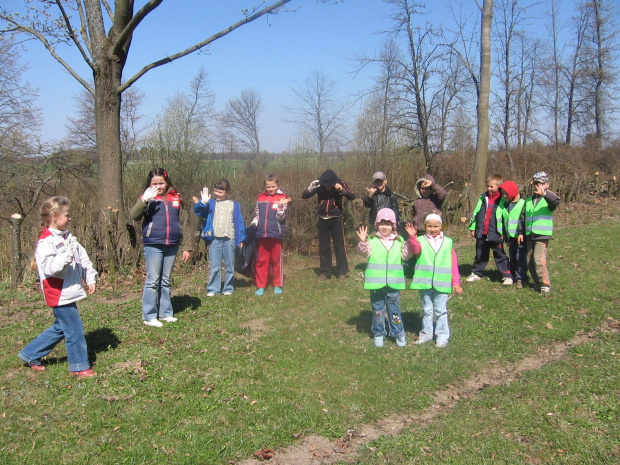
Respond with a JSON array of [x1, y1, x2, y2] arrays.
[[35, 228, 98, 307]]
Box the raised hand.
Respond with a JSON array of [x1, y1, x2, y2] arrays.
[[404, 222, 417, 237], [200, 187, 211, 204], [356, 224, 369, 242], [308, 180, 320, 190], [141, 186, 159, 203]]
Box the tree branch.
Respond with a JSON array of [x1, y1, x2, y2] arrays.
[[0, 15, 95, 95], [55, 0, 93, 68], [119, 0, 292, 92], [113, 0, 164, 57]]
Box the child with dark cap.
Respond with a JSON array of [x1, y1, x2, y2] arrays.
[[302, 169, 356, 280], [518, 171, 561, 296], [363, 171, 400, 231]]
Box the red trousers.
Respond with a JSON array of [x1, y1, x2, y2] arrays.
[[255, 238, 283, 288]]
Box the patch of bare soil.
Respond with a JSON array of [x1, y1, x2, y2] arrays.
[[236, 319, 618, 465]]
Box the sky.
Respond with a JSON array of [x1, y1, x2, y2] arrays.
[[17, 0, 406, 153]]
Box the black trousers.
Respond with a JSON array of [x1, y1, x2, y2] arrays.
[[317, 217, 349, 276], [471, 236, 511, 277]]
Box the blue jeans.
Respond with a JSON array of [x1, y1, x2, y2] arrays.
[[18, 303, 90, 372], [142, 244, 178, 321], [508, 238, 528, 281], [207, 237, 235, 294], [419, 289, 449, 344], [370, 287, 404, 338]]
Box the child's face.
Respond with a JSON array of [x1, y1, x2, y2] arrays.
[[377, 220, 394, 236], [265, 180, 279, 195], [373, 179, 386, 192], [501, 189, 511, 202], [150, 175, 168, 196], [424, 219, 442, 237], [52, 206, 71, 231], [213, 188, 228, 201], [487, 180, 500, 194]]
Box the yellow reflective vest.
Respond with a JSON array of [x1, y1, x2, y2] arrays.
[[410, 236, 454, 293], [364, 235, 407, 290]]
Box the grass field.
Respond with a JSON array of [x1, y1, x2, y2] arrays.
[[1, 203, 618, 464]]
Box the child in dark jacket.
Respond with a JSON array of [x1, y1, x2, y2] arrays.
[[465, 174, 512, 284], [251, 174, 291, 295], [363, 171, 400, 231], [411, 174, 447, 231], [499, 180, 527, 288], [302, 169, 356, 280]]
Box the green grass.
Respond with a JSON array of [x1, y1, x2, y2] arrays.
[[1, 209, 619, 464]]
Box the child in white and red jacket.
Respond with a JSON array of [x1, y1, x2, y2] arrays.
[[18, 196, 98, 377], [251, 174, 291, 295]]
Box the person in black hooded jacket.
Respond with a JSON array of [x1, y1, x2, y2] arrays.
[[302, 169, 356, 280]]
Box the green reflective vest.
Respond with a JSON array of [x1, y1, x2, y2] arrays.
[[469, 196, 504, 231], [499, 199, 525, 238], [364, 235, 407, 290], [525, 197, 554, 236], [410, 236, 454, 293]]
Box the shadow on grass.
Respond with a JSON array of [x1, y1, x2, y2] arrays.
[[42, 327, 121, 367], [346, 309, 423, 339], [170, 295, 201, 313]]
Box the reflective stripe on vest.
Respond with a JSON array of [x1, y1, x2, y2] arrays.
[[525, 197, 554, 236], [501, 199, 525, 237], [410, 236, 453, 293], [364, 236, 406, 290]]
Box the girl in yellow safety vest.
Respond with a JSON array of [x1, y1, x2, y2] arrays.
[[408, 211, 463, 348], [357, 208, 417, 348]]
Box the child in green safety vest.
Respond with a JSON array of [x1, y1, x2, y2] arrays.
[[408, 211, 463, 348], [356, 208, 416, 348], [517, 171, 561, 296], [498, 180, 528, 288]]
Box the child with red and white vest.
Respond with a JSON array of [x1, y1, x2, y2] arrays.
[[251, 174, 291, 295], [18, 196, 98, 377]]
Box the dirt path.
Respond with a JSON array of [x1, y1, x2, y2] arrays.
[[238, 320, 618, 465]]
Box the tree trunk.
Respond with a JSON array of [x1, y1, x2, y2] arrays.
[[10, 213, 23, 290], [94, 59, 126, 270], [471, 0, 493, 207]]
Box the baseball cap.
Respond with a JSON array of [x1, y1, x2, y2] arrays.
[[531, 171, 549, 184], [372, 171, 386, 182]]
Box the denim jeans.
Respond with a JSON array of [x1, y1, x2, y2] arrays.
[[18, 303, 90, 372], [508, 238, 528, 281], [208, 237, 235, 294], [142, 244, 178, 321], [419, 289, 449, 344], [370, 287, 404, 338]]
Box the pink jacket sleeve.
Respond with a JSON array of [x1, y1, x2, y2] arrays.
[[452, 249, 461, 286]]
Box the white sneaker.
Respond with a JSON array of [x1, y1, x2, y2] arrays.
[[206, 292, 216, 297], [373, 336, 384, 347], [160, 316, 178, 323], [416, 336, 431, 345], [143, 319, 163, 328], [223, 291, 233, 296], [540, 286, 551, 296], [436, 341, 448, 348], [396, 336, 407, 347], [466, 273, 482, 282], [502, 277, 513, 286]]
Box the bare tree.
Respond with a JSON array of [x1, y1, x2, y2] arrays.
[[220, 88, 263, 159], [0, 37, 40, 156], [470, 0, 493, 207], [65, 86, 145, 161], [288, 69, 349, 156], [0, 0, 295, 265], [580, 0, 618, 147]]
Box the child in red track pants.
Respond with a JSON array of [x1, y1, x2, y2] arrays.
[[251, 174, 291, 295]]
